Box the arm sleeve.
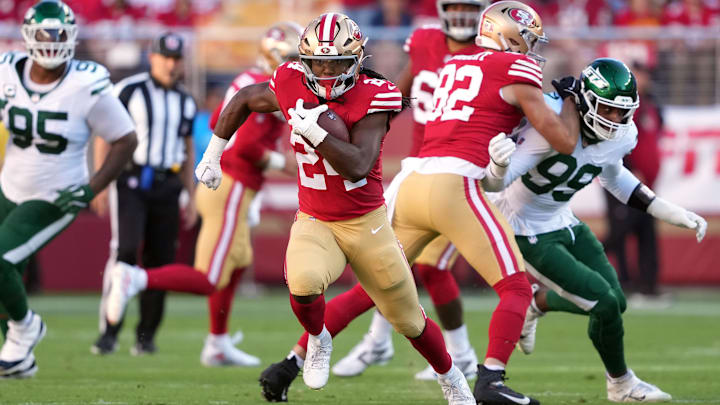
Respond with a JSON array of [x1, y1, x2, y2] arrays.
[[179, 95, 196, 138], [87, 92, 136, 142], [598, 160, 642, 204]]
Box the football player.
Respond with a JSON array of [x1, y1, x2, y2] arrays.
[[333, 0, 487, 382], [102, 22, 301, 367], [483, 58, 705, 403], [196, 13, 475, 404], [0, 0, 136, 378]]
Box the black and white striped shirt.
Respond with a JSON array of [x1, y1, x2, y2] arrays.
[[113, 72, 196, 170]]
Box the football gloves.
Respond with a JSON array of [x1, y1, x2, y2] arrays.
[[552, 75, 581, 104], [487, 132, 515, 179], [54, 184, 95, 214], [288, 99, 328, 148], [195, 134, 228, 190], [647, 197, 707, 242]]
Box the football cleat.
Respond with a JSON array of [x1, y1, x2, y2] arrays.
[[200, 334, 260, 367], [606, 369, 672, 402], [474, 365, 539, 405], [106, 261, 147, 325], [0, 353, 37, 379], [331, 333, 394, 377], [130, 341, 157, 356], [517, 284, 544, 355], [437, 364, 476, 405], [416, 347, 479, 381], [303, 327, 332, 389], [259, 357, 300, 402], [0, 311, 46, 376], [90, 333, 118, 355]]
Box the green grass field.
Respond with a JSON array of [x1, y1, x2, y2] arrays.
[[2, 289, 719, 405]]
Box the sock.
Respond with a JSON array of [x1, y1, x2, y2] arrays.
[[146, 263, 215, 295], [444, 324, 470, 356], [9, 310, 32, 327], [289, 294, 325, 336], [415, 263, 460, 307], [209, 268, 244, 335], [297, 283, 374, 350], [208, 333, 229, 345], [408, 318, 452, 375], [0, 262, 29, 321], [484, 364, 504, 371], [546, 290, 587, 315], [287, 350, 304, 368], [607, 370, 632, 384], [368, 310, 393, 345], [486, 273, 532, 364]]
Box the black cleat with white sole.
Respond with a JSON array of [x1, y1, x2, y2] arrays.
[[474, 365, 539, 405], [259, 357, 300, 402]]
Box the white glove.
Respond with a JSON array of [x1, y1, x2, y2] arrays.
[[647, 197, 707, 242], [487, 132, 516, 178], [195, 134, 228, 190], [288, 99, 328, 147]]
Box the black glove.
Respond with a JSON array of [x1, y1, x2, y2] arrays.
[[551, 76, 581, 102]]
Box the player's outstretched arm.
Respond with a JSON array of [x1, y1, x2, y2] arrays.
[[505, 84, 579, 155], [315, 112, 389, 183], [196, 81, 280, 189], [601, 162, 707, 242]]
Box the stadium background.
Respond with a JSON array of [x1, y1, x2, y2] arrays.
[[0, 0, 718, 292]]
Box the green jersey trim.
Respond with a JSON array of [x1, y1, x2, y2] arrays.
[[14, 56, 72, 101]]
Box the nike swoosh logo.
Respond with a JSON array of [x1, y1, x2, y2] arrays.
[[497, 392, 531, 405], [371, 225, 384, 234], [628, 394, 646, 401]]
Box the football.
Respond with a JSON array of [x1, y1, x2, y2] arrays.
[[302, 101, 350, 143]]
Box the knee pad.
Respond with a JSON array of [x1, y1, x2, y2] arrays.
[[286, 267, 326, 296], [589, 290, 622, 322], [415, 263, 460, 307], [492, 273, 532, 317], [386, 309, 425, 338]]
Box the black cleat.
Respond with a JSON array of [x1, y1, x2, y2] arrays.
[[259, 357, 300, 402], [474, 365, 539, 405], [130, 341, 157, 356], [90, 334, 117, 355]]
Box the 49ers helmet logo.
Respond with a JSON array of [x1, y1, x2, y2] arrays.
[[350, 21, 362, 41], [508, 8, 537, 28], [267, 27, 285, 40]]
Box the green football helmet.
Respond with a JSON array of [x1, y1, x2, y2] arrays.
[[579, 58, 639, 141], [21, 0, 78, 69]]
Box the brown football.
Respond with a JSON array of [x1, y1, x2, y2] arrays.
[[302, 101, 350, 143]]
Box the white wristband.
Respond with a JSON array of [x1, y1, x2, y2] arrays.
[[265, 151, 286, 170], [204, 134, 229, 161], [302, 124, 328, 148]]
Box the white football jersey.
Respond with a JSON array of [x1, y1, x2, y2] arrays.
[[0, 51, 133, 203], [489, 94, 640, 236]]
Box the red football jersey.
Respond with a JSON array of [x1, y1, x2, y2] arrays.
[[212, 69, 286, 191], [419, 51, 543, 168], [269, 61, 402, 221], [403, 25, 483, 156]]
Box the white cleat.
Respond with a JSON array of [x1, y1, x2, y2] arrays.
[[0, 311, 45, 376], [331, 333, 394, 377], [517, 284, 544, 355], [607, 369, 672, 402], [415, 347, 478, 381], [201, 334, 260, 367], [303, 327, 333, 389], [437, 365, 476, 405], [0, 353, 37, 379], [105, 262, 147, 325]]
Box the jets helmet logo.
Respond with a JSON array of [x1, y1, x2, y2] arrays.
[[582, 66, 610, 89]]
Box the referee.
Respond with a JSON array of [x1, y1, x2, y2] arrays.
[[92, 32, 198, 356]]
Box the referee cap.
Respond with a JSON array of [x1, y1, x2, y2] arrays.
[[151, 32, 184, 58]]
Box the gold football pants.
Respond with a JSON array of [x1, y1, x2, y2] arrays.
[[285, 206, 425, 337], [392, 172, 524, 287]]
